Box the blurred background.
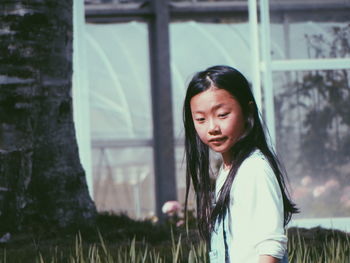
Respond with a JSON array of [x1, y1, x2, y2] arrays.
[[73, 0, 350, 228]]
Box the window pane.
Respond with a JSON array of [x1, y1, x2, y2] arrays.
[[269, 2, 350, 60], [86, 22, 155, 218], [86, 22, 152, 140], [273, 69, 350, 218], [92, 147, 155, 218]]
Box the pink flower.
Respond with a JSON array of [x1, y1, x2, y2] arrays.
[[292, 186, 309, 200], [324, 179, 340, 190], [313, 185, 326, 198], [162, 201, 181, 216], [341, 197, 350, 208], [340, 186, 350, 208], [301, 176, 312, 186], [176, 219, 185, 227]]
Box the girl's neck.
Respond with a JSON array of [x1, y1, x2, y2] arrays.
[[222, 152, 232, 171]]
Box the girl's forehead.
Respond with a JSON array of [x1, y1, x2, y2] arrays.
[[190, 88, 238, 112]]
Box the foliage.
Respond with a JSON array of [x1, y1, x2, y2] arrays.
[[296, 69, 350, 178]]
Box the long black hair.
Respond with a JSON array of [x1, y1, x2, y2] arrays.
[[183, 65, 298, 243]]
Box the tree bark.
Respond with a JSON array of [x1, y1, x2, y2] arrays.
[[0, 1, 96, 232]]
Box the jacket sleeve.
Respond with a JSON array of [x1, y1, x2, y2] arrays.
[[230, 154, 287, 259]]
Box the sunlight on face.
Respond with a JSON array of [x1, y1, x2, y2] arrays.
[[190, 87, 246, 164]]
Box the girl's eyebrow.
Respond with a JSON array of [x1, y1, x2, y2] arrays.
[[193, 103, 226, 114], [212, 103, 225, 111]]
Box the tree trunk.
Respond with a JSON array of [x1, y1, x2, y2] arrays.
[[0, 1, 96, 232]]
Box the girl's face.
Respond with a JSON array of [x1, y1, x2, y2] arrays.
[[190, 87, 246, 163]]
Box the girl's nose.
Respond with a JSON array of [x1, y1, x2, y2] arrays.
[[208, 119, 220, 135]]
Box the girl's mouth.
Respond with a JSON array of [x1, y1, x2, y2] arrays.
[[209, 137, 226, 144]]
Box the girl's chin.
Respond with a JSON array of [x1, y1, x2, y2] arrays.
[[208, 139, 236, 154], [209, 145, 229, 154], [209, 143, 235, 157]]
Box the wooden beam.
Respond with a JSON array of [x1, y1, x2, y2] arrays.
[[85, 1, 350, 23], [85, 3, 152, 23], [148, 0, 177, 221], [169, 1, 247, 21]]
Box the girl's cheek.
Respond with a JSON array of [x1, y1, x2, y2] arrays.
[[197, 131, 205, 142], [196, 130, 208, 144]]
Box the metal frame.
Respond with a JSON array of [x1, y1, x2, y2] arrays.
[[86, 1, 350, 23], [260, 0, 276, 147], [148, 0, 177, 221], [248, 0, 262, 112], [270, 58, 350, 71], [73, 0, 94, 197], [258, 0, 350, 148]]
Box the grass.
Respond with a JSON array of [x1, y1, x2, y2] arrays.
[[0, 213, 349, 262], [287, 227, 350, 263]]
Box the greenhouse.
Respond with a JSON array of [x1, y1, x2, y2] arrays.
[[73, 0, 350, 230]]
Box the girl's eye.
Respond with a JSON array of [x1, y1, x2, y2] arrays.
[[195, 118, 205, 122], [218, 113, 229, 118]]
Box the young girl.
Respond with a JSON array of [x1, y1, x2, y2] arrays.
[[183, 66, 298, 263]]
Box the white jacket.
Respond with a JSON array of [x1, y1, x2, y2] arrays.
[[210, 150, 288, 263]]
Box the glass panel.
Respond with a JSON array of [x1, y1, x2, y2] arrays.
[[269, 2, 350, 60], [273, 69, 350, 219], [92, 147, 155, 218], [86, 22, 155, 218], [86, 22, 152, 140]]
